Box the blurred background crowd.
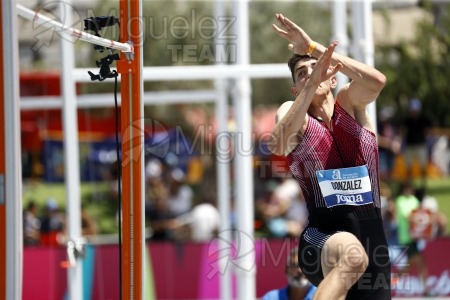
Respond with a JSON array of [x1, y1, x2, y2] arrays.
[[22, 95, 450, 244], [17, 0, 450, 296]]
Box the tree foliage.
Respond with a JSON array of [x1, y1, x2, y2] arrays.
[[376, 2, 450, 126]]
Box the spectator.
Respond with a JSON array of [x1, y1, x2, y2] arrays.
[[81, 205, 98, 236], [262, 247, 316, 300], [410, 188, 447, 242], [40, 198, 65, 246], [430, 134, 449, 176], [283, 180, 308, 237], [256, 178, 307, 238], [380, 182, 398, 247], [145, 185, 175, 241], [172, 200, 220, 242], [421, 194, 447, 238], [404, 187, 447, 296], [395, 182, 420, 254], [256, 180, 289, 237], [145, 158, 167, 219], [400, 98, 432, 186], [377, 106, 401, 181], [23, 201, 41, 246], [167, 168, 193, 217], [395, 182, 432, 295]]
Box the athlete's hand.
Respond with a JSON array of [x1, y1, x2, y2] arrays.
[[309, 41, 343, 86], [272, 13, 313, 55]]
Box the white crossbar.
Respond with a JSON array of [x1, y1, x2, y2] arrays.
[[16, 3, 133, 53]]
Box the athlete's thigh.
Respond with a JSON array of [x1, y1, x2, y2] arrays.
[[321, 231, 366, 277], [298, 227, 336, 287]]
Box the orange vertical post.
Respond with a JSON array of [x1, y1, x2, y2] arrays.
[[118, 0, 143, 299], [0, 3, 6, 300]]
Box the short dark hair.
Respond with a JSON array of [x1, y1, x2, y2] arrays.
[[288, 54, 318, 83]]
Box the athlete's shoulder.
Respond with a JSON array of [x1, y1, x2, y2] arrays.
[[275, 101, 295, 124]]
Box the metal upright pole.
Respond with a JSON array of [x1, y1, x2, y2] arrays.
[[350, 1, 363, 61], [351, 0, 377, 128], [1, 2, 22, 300], [214, 1, 232, 299], [118, 0, 144, 298], [332, 0, 349, 92], [361, 0, 377, 128], [232, 1, 256, 299], [59, 1, 83, 299]]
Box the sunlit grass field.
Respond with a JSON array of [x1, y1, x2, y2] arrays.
[[22, 181, 118, 234]]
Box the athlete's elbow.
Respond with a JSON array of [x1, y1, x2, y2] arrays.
[[267, 142, 284, 156], [267, 136, 284, 157], [374, 73, 387, 91], [367, 74, 386, 99]]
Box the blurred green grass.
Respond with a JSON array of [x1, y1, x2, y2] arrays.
[[22, 181, 119, 234]]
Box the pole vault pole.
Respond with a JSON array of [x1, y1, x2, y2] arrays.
[[1, 2, 22, 300], [117, 0, 144, 299]]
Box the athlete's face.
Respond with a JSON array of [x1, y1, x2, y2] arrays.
[[291, 57, 336, 98]]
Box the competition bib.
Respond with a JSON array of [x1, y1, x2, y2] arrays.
[[316, 165, 373, 208]]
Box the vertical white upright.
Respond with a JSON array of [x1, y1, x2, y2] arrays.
[[332, 0, 349, 92], [3, 1, 23, 299], [214, 1, 232, 299], [59, 1, 83, 299], [232, 1, 256, 300], [350, 1, 363, 61], [351, 0, 377, 128], [361, 0, 377, 129]]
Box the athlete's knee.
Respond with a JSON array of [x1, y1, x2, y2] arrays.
[[339, 241, 368, 292], [341, 241, 368, 274]]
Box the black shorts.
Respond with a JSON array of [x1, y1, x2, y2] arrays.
[[298, 207, 392, 300]]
